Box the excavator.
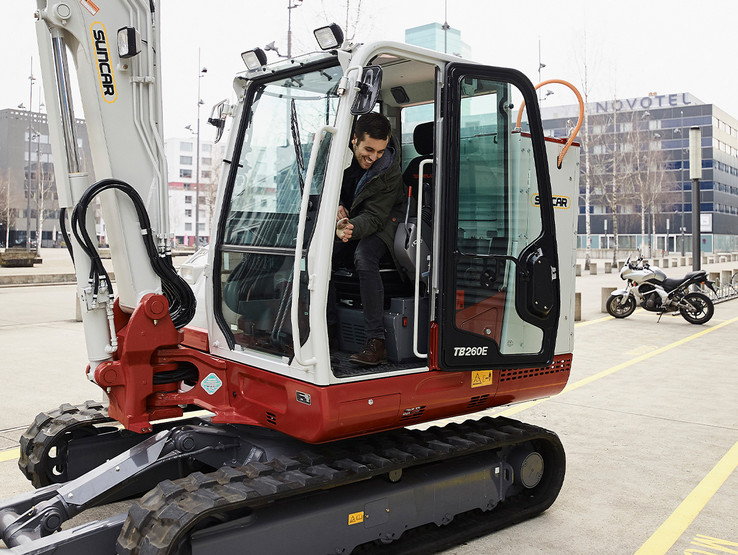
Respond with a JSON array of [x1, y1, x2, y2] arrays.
[[0, 1, 581, 553]]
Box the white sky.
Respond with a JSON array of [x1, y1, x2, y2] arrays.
[[1, 0, 736, 141]]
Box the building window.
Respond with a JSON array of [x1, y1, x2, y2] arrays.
[[201, 170, 211, 180], [202, 157, 212, 167], [198, 223, 205, 232], [185, 209, 192, 217], [202, 143, 212, 153], [180, 169, 192, 179], [185, 223, 192, 231], [180, 156, 192, 165], [185, 195, 192, 204], [180, 141, 193, 152]]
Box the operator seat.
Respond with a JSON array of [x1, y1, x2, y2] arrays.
[[394, 122, 433, 289]]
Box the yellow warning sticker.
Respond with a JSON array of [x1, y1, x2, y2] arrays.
[[348, 511, 364, 525], [471, 370, 493, 388]]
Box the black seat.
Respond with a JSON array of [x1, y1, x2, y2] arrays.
[[402, 122, 434, 208], [395, 122, 434, 286]]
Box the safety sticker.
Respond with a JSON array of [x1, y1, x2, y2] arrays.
[[471, 370, 493, 388], [348, 511, 364, 525], [80, 0, 99, 15], [201, 373, 223, 395]]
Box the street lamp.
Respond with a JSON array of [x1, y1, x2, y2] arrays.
[[23, 60, 38, 251], [287, 0, 304, 58], [194, 52, 207, 246]]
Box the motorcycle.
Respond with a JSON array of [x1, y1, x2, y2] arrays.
[[606, 255, 717, 324]]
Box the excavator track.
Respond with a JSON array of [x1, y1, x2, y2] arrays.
[[117, 416, 565, 554], [18, 401, 113, 488]]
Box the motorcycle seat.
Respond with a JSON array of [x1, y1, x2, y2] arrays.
[[662, 270, 707, 292]]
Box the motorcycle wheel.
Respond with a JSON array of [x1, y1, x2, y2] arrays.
[[606, 294, 636, 318], [679, 292, 714, 325]]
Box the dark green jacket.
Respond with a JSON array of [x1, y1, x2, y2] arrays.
[[345, 142, 406, 268]]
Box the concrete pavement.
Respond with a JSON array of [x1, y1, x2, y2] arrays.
[[0, 249, 736, 553]]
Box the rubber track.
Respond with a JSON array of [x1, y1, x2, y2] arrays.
[[18, 400, 112, 488], [117, 416, 561, 554]]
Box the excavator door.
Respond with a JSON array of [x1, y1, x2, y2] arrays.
[[436, 64, 560, 370]]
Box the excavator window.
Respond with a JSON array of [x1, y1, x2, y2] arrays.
[[218, 63, 342, 357]]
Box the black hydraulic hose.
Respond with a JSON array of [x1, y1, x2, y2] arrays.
[[69, 178, 196, 328], [58, 207, 74, 263]]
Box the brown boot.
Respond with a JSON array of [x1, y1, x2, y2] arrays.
[[349, 338, 387, 366]]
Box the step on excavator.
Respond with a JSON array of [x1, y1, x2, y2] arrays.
[[0, 2, 582, 552]]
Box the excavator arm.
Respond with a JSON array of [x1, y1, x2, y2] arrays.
[[34, 0, 192, 372]]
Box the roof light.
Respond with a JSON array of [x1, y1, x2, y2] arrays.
[[313, 24, 344, 50], [117, 27, 141, 58], [241, 48, 267, 71]]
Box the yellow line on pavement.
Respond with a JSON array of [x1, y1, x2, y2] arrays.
[[635, 441, 738, 555], [496, 315, 738, 418], [574, 315, 613, 328], [0, 448, 19, 463]]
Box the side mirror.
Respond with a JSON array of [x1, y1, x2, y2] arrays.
[[351, 65, 383, 115], [208, 99, 230, 143]]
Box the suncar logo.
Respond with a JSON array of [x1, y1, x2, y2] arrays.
[[531, 194, 570, 209], [90, 23, 117, 103]]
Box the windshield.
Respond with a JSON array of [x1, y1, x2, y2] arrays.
[[218, 62, 343, 359], [223, 64, 343, 249]]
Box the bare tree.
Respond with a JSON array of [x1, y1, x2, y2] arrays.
[[33, 157, 56, 255], [588, 103, 632, 265], [619, 111, 677, 258], [0, 169, 16, 249]]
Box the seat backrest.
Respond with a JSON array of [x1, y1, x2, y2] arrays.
[[396, 122, 434, 288], [402, 122, 434, 191]]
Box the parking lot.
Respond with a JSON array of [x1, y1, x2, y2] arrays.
[[0, 250, 736, 554]]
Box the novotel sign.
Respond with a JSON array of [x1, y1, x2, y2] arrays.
[[595, 93, 693, 114]]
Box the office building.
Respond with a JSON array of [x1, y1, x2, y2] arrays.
[[541, 93, 738, 254], [0, 108, 92, 248], [164, 136, 222, 246]]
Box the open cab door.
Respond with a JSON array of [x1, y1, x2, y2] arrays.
[[436, 64, 559, 370]]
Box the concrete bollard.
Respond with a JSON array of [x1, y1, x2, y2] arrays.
[[590, 262, 598, 276], [575, 292, 581, 321], [605, 262, 612, 274], [721, 270, 732, 288], [602, 287, 617, 313], [575, 264, 582, 277]]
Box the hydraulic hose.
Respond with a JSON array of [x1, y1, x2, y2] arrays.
[[516, 79, 584, 169], [68, 178, 196, 329]]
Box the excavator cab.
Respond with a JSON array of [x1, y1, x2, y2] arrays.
[[209, 43, 565, 392]]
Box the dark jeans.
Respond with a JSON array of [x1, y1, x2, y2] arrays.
[[328, 234, 387, 340]]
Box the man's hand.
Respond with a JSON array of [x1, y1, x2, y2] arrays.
[[336, 217, 354, 242], [337, 205, 349, 221]]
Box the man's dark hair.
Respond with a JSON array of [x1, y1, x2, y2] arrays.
[[355, 112, 391, 142]]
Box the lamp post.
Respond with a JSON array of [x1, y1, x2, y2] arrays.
[[25, 58, 36, 251], [689, 126, 702, 271], [680, 110, 685, 256], [287, 0, 303, 58], [538, 39, 545, 104], [194, 51, 207, 247]]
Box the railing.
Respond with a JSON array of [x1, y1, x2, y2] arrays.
[[706, 272, 738, 304]]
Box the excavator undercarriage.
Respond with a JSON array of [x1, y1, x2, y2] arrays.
[[2, 403, 564, 554]]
